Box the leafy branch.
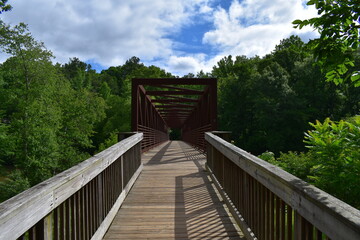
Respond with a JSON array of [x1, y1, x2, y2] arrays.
[[293, 0, 360, 86]]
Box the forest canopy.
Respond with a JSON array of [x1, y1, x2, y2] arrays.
[[0, 1, 359, 209]]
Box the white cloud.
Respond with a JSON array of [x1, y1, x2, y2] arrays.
[[203, 0, 318, 57], [0, 0, 319, 76], [1, 0, 208, 66], [160, 54, 223, 76]]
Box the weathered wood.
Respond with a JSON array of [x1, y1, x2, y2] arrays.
[[287, 205, 293, 240], [206, 165, 256, 240], [0, 133, 143, 240], [91, 164, 143, 240], [205, 132, 360, 240], [43, 212, 53, 240], [103, 141, 244, 240]]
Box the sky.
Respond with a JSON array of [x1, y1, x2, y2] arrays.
[[0, 0, 319, 76]]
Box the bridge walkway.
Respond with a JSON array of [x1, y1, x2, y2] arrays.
[[103, 141, 244, 239]]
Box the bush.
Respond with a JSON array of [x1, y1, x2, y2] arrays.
[[276, 151, 314, 181], [259, 116, 360, 209], [305, 116, 360, 208], [259, 151, 313, 181]]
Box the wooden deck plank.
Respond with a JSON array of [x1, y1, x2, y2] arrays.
[[103, 141, 244, 240]]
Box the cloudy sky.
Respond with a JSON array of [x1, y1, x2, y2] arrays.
[[0, 0, 318, 76]]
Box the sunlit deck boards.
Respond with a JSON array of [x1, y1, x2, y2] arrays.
[[103, 141, 244, 239]]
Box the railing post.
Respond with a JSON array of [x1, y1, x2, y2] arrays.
[[32, 212, 53, 240], [35, 219, 44, 240], [294, 211, 301, 240], [97, 173, 103, 224], [206, 141, 213, 171], [221, 153, 225, 188], [121, 155, 124, 191], [43, 212, 54, 240]]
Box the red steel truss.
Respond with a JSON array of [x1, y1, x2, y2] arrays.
[[131, 78, 217, 151]]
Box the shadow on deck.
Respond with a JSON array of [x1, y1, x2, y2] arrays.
[[103, 141, 244, 239]]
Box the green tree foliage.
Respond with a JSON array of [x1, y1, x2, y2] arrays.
[[293, 0, 360, 85], [214, 35, 359, 155], [62, 57, 92, 90], [0, 22, 106, 200], [0, 0, 11, 13], [0, 21, 62, 183], [0, 170, 29, 202], [0, 17, 357, 210], [56, 82, 106, 169], [0, 111, 12, 165], [304, 116, 360, 208], [259, 117, 360, 209], [260, 151, 314, 181]]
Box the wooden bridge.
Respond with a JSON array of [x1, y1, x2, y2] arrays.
[[1, 78, 360, 240]]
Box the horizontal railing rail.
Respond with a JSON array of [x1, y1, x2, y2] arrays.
[[138, 125, 168, 152], [0, 133, 143, 240], [205, 132, 360, 240], [182, 124, 212, 151]]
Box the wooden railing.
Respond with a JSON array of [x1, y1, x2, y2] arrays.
[[205, 132, 360, 240], [0, 133, 143, 240]]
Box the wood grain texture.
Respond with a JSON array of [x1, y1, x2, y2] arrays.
[[205, 132, 360, 240], [103, 141, 244, 240], [0, 133, 142, 240], [91, 164, 143, 240]]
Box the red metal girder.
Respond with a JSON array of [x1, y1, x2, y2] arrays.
[[164, 116, 186, 118], [162, 112, 189, 115], [163, 117, 187, 119], [159, 109, 193, 112], [157, 85, 205, 92], [152, 99, 198, 103], [146, 90, 203, 96], [164, 115, 187, 118], [161, 116, 190, 119], [151, 85, 203, 94], [132, 77, 217, 151], [163, 114, 188, 116], [155, 104, 195, 109], [160, 95, 199, 101], [133, 78, 217, 86]]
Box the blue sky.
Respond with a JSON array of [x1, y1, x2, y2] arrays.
[[0, 0, 318, 76]]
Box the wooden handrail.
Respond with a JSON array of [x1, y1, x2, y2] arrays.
[[205, 132, 360, 240], [0, 133, 143, 240]]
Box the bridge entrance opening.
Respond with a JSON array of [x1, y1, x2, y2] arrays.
[[131, 78, 217, 151], [169, 128, 181, 140]]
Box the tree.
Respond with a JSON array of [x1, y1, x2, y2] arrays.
[[56, 80, 106, 169], [250, 62, 295, 153], [272, 35, 308, 73], [0, 21, 62, 183], [0, 22, 106, 187], [293, 0, 360, 86], [0, 0, 11, 13], [213, 36, 359, 155], [62, 57, 92, 90]]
